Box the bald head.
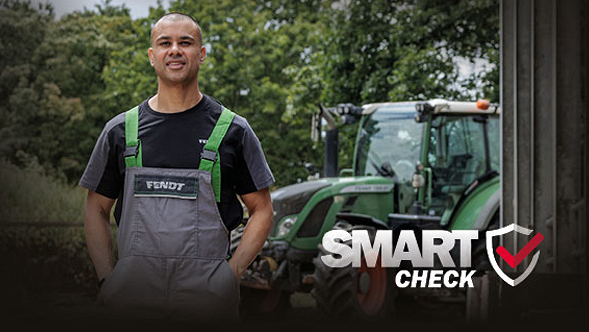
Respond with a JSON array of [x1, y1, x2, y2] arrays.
[[151, 13, 202, 47]]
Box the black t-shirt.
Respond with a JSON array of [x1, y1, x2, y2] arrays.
[[79, 94, 274, 230]]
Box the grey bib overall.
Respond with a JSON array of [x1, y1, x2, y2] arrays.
[[99, 106, 239, 321]]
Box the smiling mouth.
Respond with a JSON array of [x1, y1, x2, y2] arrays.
[[166, 61, 186, 69]]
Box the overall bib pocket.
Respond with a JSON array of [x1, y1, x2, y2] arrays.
[[132, 173, 199, 257]]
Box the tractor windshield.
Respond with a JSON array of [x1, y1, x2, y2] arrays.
[[355, 105, 423, 181]]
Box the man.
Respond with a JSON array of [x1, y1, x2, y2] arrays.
[[80, 13, 274, 321]]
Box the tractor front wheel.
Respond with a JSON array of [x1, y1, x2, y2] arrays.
[[311, 225, 395, 321]]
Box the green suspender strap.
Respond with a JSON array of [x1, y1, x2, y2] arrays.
[[199, 107, 236, 202], [124, 106, 143, 168]]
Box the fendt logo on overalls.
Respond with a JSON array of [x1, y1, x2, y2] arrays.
[[321, 226, 543, 288], [145, 181, 186, 191], [134, 174, 198, 199]]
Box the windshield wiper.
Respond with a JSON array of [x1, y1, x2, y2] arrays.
[[369, 159, 395, 177]]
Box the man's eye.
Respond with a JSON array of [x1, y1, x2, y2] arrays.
[[180, 41, 191, 45], [160, 41, 170, 46]]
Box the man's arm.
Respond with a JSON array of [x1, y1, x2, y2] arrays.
[[84, 190, 116, 280], [228, 187, 273, 279]]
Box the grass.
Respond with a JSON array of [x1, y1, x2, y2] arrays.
[[0, 160, 86, 224], [0, 161, 98, 310]]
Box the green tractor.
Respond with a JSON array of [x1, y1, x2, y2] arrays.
[[232, 99, 500, 319]]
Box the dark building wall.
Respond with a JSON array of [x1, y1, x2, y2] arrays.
[[500, 0, 588, 309]]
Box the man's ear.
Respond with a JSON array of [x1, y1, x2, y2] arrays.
[[199, 46, 206, 64], [148, 48, 154, 67]]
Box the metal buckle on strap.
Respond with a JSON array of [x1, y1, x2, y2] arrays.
[[124, 145, 139, 158], [201, 149, 217, 162]]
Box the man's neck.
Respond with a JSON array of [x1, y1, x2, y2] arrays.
[[149, 82, 203, 113]]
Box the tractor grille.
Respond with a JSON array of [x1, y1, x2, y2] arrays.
[[296, 197, 334, 238]]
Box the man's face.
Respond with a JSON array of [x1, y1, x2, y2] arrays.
[[148, 19, 205, 86]]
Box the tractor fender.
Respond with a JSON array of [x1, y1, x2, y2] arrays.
[[472, 190, 500, 231], [334, 212, 389, 230]]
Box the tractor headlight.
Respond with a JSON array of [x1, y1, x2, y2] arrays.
[[276, 216, 297, 237]]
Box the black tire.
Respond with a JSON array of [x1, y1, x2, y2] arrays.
[[311, 224, 395, 321]]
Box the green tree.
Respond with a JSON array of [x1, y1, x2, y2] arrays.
[[390, 0, 499, 102], [320, 0, 498, 105], [319, 0, 499, 169], [0, 1, 134, 181], [0, 0, 499, 188]]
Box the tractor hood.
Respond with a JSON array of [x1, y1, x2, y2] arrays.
[[270, 177, 394, 226], [271, 180, 331, 225]]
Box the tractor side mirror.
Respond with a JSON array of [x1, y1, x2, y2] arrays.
[[412, 173, 425, 188], [412, 163, 426, 188]]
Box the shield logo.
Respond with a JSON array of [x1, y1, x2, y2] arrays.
[[486, 224, 542, 287]]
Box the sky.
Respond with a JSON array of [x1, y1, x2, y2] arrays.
[[30, 0, 172, 19]]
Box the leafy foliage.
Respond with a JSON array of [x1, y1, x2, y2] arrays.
[[0, 0, 498, 185], [0, 0, 134, 180]]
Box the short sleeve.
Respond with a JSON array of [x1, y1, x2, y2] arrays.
[[234, 119, 274, 195], [79, 114, 125, 199]]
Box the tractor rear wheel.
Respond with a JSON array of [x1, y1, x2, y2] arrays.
[[311, 224, 395, 321]]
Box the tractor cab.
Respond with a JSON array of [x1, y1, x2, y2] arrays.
[[423, 105, 500, 224], [367, 100, 501, 230], [345, 99, 500, 228]]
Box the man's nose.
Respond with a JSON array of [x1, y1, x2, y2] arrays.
[[170, 42, 182, 55]]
